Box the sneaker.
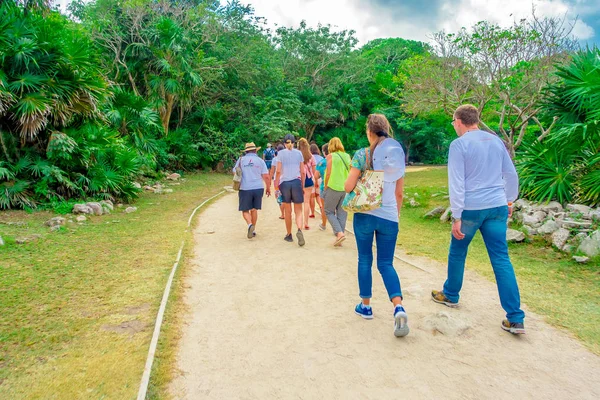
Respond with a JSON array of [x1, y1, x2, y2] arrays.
[[431, 290, 459, 308], [247, 224, 255, 239], [284, 234, 293, 242], [253, 232, 256, 237], [501, 320, 526, 335], [319, 224, 326, 231], [296, 229, 305, 246], [393, 305, 409, 337], [354, 303, 373, 319]]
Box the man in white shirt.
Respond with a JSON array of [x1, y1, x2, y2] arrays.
[[431, 104, 526, 335], [274, 134, 306, 246], [233, 143, 271, 239]]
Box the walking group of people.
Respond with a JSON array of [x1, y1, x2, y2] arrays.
[[233, 106, 525, 338]]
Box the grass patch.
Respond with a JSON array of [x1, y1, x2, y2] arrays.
[[0, 173, 230, 399], [399, 167, 600, 354]]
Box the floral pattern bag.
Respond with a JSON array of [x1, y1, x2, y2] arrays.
[[342, 148, 384, 213]]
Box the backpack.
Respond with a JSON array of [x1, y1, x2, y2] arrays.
[[264, 148, 275, 161]]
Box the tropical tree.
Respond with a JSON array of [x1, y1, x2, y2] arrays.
[[401, 15, 578, 156]]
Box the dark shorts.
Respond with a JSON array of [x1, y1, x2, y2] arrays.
[[265, 160, 272, 170], [238, 189, 264, 211], [279, 179, 304, 204]]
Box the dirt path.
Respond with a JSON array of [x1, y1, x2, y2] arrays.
[[170, 192, 600, 399]]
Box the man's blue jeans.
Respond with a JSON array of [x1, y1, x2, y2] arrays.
[[443, 206, 525, 323], [353, 213, 402, 300]]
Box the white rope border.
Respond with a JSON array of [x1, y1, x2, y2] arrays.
[[137, 190, 227, 400]]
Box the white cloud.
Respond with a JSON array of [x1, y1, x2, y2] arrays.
[[237, 0, 595, 45]]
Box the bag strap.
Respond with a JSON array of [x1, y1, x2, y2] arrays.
[[336, 152, 350, 172]]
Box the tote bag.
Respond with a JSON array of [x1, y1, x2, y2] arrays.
[[342, 148, 383, 213]]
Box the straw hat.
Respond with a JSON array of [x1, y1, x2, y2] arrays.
[[244, 142, 261, 152]]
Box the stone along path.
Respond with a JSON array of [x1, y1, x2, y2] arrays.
[[170, 192, 600, 399]]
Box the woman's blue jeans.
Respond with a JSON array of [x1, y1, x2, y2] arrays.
[[353, 213, 402, 300], [443, 206, 525, 323]]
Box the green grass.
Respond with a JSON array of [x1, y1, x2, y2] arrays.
[[0, 173, 231, 399], [400, 167, 600, 354]]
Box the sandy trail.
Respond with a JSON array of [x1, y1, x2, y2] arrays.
[[170, 192, 600, 399]]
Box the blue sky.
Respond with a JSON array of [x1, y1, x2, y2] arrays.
[[232, 0, 600, 47]]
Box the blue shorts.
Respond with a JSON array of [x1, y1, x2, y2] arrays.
[[238, 189, 264, 211], [279, 179, 303, 204]]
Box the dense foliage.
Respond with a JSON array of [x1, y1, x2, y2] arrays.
[[0, 1, 597, 208]]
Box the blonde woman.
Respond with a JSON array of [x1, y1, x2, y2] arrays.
[[344, 114, 408, 337], [298, 138, 317, 229], [324, 137, 351, 246]]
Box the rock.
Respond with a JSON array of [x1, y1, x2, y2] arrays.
[[551, 228, 570, 249], [561, 219, 592, 229], [506, 229, 525, 242], [533, 210, 547, 222], [440, 207, 452, 223], [76, 215, 87, 222], [522, 225, 538, 236], [523, 214, 544, 226], [421, 311, 471, 336], [425, 206, 446, 218], [166, 173, 181, 180], [15, 234, 42, 244], [100, 201, 114, 213], [125, 206, 138, 214], [86, 202, 103, 216], [562, 244, 575, 253], [50, 225, 61, 232], [223, 186, 235, 193], [538, 220, 560, 235], [0, 235, 4, 246], [577, 230, 600, 257], [539, 201, 563, 213], [143, 185, 154, 191], [409, 198, 420, 207], [163, 189, 174, 194], [589, 209, 600, 221], [73, 204, 93, 214], [133, 182, 142, 189], [573, 256, 589, 264], [45, 217, 66, 227], [567, 204, 591, 215], [513, 199, 530, 211]]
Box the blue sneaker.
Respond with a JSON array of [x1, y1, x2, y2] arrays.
[[354, 303, 373, 319], [393, 305, 409, 337]]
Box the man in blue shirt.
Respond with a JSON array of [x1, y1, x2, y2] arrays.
[[233, 143, 271, 239], [431, 104, 525, 335], [262, 143, 275, 170]]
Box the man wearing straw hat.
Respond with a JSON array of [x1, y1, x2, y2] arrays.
[[233, 142, 271, 238]]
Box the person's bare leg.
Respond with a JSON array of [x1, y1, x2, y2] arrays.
[[242, 211, 252, 225], [303, 188, 311, 227], [283, 203, 292, 235], [293, 203, 303, 231], [310, 193, 316, 216], [279, 204, 284, 218], [361, 296, 402, 307], [251, 209, 258, 226]]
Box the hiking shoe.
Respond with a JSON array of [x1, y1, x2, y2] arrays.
[[247, 224, 255, 239], [501, 320, 526, 335], [393, 305, 409, 337], [431, 290, 459, 308], [354, 303, 373, 319], [319, 224, 326, 231], [284, 234, 293, 242], [296, 229, 305, 246]]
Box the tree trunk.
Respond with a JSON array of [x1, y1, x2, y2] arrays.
[[305, 124, 316, 142], [0, 129, 13, 162], [160, 94, 176, 136]]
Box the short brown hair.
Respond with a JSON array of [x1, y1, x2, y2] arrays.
[[454, 105, 479, 125]]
